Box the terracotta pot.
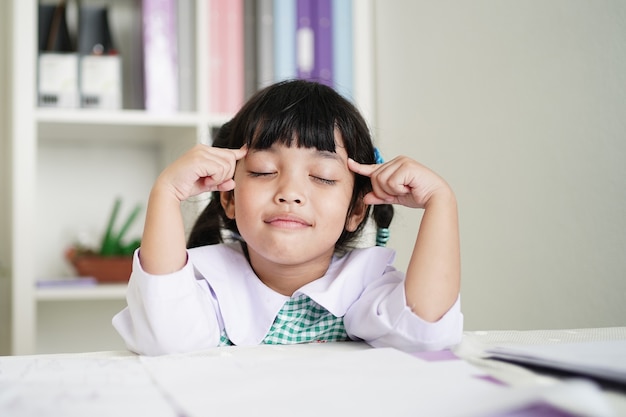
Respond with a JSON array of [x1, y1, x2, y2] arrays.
[[66, 249, 132, 283]]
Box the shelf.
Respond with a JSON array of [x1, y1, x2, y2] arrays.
[[37, 108, 203, 127], [36, 283, 127, 301], [9, 0, 375, 356], [36, 109, 230, 143], [37, 108, 232, 127]]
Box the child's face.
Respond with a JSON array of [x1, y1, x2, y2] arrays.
[[222, 132, 364, 270]]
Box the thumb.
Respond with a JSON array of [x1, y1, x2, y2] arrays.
[[362, 191, 392, 206]]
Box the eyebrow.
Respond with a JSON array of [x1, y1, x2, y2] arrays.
[[316, 149, 343, 162]]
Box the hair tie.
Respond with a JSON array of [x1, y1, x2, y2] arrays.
[[376, 227, 390, 247], [373, 147, 390, 247], [374, 147, 384, 165]]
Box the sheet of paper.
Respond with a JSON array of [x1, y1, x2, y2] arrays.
[[0, 355, 177, 417], [0, 343, 616, 417], [486, 340, 626, 385], [140, 344, 614, 417]]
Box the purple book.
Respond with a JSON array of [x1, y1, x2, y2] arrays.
[[142, 0, 179, 113], [296, 0, 314, 80], [312, 0, 333, 87]]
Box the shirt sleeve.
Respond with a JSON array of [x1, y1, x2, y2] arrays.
[[112, 250, 222, 356], [343, 269, 463, 352]]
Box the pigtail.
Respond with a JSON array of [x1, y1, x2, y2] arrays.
[[187, 121, 237, 249], [187, 194, 224, 248]]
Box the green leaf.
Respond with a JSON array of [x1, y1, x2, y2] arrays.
[[100, 198, 122, 256], [121, 238, 142, 256], [114, 204, 142, 246], [99, 198, 142, 256]]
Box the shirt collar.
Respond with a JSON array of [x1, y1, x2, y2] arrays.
[[189, 244, 396, 345]]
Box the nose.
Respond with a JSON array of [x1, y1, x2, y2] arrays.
[[278, 196, 302, 204], [274, 177, 306, 205], [276, 190, 304, 205]]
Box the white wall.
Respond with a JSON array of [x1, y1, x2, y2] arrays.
[[374, 1, 626, 330]]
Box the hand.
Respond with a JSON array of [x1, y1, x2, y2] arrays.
[[348, 156, 452, 209], [156, 144, 247, 202]]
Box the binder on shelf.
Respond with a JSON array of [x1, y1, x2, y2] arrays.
[[209, 0, 244, 114], [256, 0, 273, 89], [38, 53, 80, 108], [38, 3, 73, 53], [244, 0, 258, 98], [177, 0, 196, 112], [273, 0, 297, 83], [38, 3, 79, 108], [77, 6, 116, 56], [142, 0, 179, 113], [313, 0, 333, 87], [296, 0, 314, 80], [78, 6, 122, 109], [79, 55, 122, 109], [332, 0, 352, 99]]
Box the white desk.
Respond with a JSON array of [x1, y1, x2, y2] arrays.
[[1, 328, 624, 417]]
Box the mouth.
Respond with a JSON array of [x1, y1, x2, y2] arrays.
[[264, 214, 312, 229]]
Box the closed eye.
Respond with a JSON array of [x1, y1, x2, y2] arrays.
[[248, 171, 275, 178], [311, 176, 337, 185]]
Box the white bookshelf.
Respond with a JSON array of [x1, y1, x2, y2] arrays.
[[8, 0, 375, 355], [36, 284, 128, 301]]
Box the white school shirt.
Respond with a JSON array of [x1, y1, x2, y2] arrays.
[[112, 243, 463, 356]]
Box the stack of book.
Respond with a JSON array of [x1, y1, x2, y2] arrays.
[[267, 0, 354, 100], [38, 0, 355, 114], [143, 0, 354, 115]]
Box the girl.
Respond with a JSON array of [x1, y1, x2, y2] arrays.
[[113, 80, 462, 355]]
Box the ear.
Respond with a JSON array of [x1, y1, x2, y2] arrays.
[[220, 191, 236, 219], [345, 199, 367, 232]]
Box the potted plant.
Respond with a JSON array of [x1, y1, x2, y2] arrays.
[[66, 198, 142, 283]]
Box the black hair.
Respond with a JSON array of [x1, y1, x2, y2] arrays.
[[187, 79, 393, 252]]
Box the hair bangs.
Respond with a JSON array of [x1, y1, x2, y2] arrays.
[[244, 83, 339, 153]]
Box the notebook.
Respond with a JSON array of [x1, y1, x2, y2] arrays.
[[486, 339, 626, 385]]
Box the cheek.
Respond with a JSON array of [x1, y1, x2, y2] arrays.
[[320, 187, 353, 220], [339, 181, 356, 208], [232, 180, 272, 219], [233, 184, 253, 212]]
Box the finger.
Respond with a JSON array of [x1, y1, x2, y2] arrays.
[[348, 158, 398, 201], [348, 158, 379, 177], [201, 146, 245, 174], [196, 153, 233, 181], [216, 178, 236, 192], [232, 146, 248, 160]]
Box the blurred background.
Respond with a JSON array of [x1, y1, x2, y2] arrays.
[[374, 1, 626, 332], [1, 0, 625, 355]]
